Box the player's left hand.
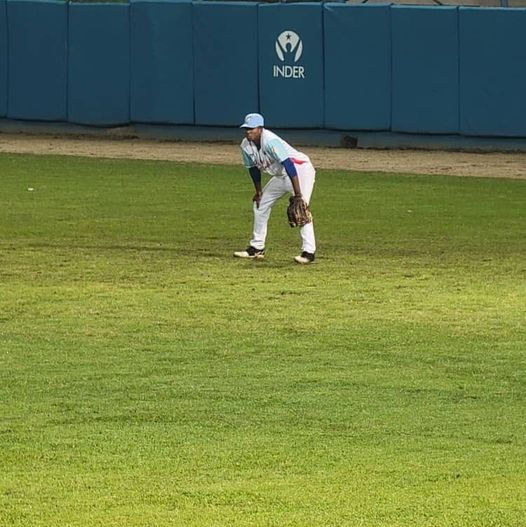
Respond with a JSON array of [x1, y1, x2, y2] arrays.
[[287, 195, 312, 227]]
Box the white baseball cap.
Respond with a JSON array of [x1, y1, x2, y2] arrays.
[[240, 113, 264, 128]]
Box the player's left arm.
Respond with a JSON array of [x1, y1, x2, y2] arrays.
[[282, 159, 302, 197], [267, 140, 302, 197]]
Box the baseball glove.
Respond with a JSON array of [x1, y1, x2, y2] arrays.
[[287, 195, 313, 228]]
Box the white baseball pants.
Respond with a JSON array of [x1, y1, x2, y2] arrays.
[[250, 162, 316, 254]]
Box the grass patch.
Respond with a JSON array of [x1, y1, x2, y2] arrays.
[[0, 153, 525, 526]]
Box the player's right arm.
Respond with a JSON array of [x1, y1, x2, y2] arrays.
[[241, 147, 262, 208]]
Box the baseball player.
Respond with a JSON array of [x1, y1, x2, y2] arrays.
[[234, 113, 316, 264]]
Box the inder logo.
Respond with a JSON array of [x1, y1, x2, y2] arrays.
[[273, 30, 305, 79]]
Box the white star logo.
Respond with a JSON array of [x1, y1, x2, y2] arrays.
[[275, 31, 303, 63]]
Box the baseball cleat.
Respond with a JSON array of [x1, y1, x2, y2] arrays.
[[234, 246, 265, 259], [294, 251, 315, 264]]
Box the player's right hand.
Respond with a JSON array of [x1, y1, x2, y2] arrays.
[[253, 192, 262, 209]]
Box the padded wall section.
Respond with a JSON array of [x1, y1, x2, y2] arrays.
[[7, 0, 67, 121], [68, 3, 130, 125], [391, 6, 459, 134], [324, 4, 390, 130], [130, 0, 194, 124], [193, 2, 258, 126], [0, 1, 7, 116], [459, 8, 526, 137], [259, 3, 323, 128]]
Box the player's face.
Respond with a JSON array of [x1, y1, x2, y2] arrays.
[[245, 126, 263, 144]]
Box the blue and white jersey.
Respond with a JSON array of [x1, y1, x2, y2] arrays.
[[240, 129, 310, 177]]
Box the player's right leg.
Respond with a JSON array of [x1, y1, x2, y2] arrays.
[[250, 176, 287, 250], [234, 177, 286, 258]]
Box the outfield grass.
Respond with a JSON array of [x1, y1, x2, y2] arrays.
[[0, 153, 525, 526]]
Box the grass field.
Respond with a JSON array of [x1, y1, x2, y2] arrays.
[[0, 152, 525, 527]]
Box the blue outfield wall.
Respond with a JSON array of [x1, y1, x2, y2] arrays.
[[7, 0, 68, 121], [259, 3, 324, 129], [0, 1, 7, 117], [130, 0, 194, 124], [193, 2, 258, 126], [459, 8, 526, 137], [68, 3, 130, 126], [1, 2, 526, 138], [391, 6, 459, 134], [324, 4, 391, 131]]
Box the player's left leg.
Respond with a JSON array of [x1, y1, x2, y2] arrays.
[[296, 163, 316, 206], [295, 164, 316, 259]]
